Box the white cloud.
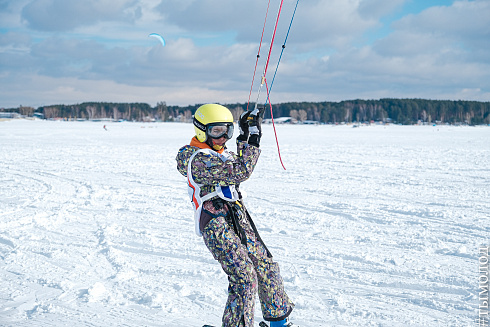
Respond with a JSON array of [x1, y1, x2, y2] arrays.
[[0, 73, 253, 107], [1, 0, 490, 108], [21, 0, 143, 31], [389, 0, 490, 65], [358, 0, 407, 19]]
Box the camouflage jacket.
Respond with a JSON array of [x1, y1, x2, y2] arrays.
[[176, 138, 261, 216]]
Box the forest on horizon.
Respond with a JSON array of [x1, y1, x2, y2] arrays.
[[2, 98, 490, 125]]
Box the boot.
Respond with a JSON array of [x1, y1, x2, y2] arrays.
[[259, 318, 299, 327]]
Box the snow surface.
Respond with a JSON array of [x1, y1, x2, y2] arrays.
[[0, 120, 488, 327]]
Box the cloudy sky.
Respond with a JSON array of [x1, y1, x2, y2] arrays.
[[1, 0, 489, 108]]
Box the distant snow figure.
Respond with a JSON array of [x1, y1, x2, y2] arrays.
[[103, 125, 107, 131], [148, 33, 165, 47]]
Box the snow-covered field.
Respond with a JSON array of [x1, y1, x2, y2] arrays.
[[0, 120, 488, 327]]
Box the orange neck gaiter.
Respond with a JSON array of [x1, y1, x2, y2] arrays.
[[189, 136, 225, 154]]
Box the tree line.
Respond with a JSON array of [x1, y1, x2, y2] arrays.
[[2, 99, 489, 125]]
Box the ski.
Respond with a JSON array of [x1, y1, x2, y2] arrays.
[[202, 322, 271, 327]]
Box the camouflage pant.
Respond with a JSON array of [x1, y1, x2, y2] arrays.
[[202, 205, 294, 327]]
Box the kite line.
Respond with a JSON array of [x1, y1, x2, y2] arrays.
[[247, 0, 299, 170]]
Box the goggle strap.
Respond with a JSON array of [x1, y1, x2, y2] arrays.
[[193, 117, 206, 131]]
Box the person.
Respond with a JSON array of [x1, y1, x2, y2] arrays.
[[176, 104, 297, 327]]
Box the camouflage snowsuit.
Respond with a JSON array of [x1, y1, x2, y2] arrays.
[[176, 138, 294, 327]]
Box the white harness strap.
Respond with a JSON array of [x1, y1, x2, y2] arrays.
[[187, 148, 240, 236]]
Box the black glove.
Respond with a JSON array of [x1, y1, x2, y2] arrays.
[[236, 110, 250, 143], [247, 106, 265, 147]]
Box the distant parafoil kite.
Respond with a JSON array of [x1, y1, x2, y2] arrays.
[[148, 33, 165, 47]]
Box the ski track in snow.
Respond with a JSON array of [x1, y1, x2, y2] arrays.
[[0, 120, 488, 327]]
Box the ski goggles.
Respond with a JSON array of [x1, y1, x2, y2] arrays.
[[206, 123, 234, 139]]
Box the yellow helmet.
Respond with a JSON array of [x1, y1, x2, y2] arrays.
[[193, 104, 234, 142]]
